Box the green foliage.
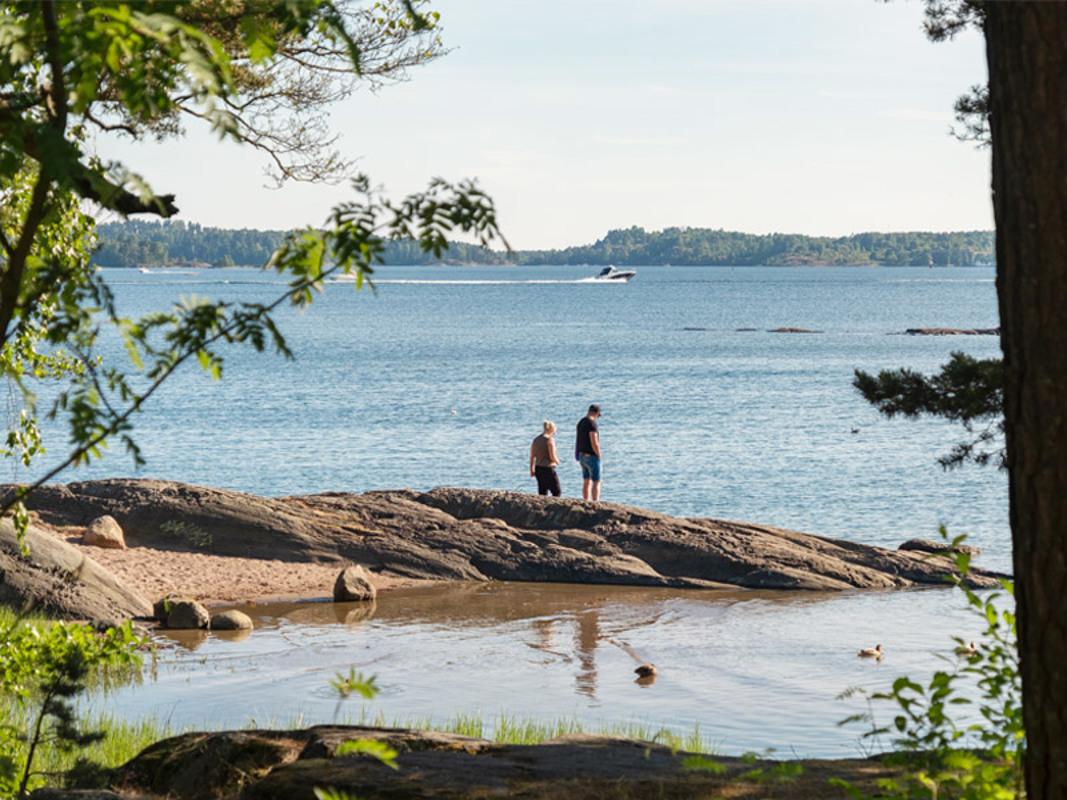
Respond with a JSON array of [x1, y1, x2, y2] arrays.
[[0, 610, 143, 798], [334, 739, 399, 769], [313, 787, 363, 800], [1, 1, 501, 526], [855, 352, 1004, 469], [159, 519, 212, 549], [2, 168, 502, 519], [330, 668, 379, 701], [681, 754, 727, 774], [836, 532, 1023, 799]]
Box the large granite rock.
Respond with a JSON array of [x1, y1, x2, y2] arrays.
[[93, 726, 902, 800], [0, 516, 152, 626], [3, 479, 1005, 592]]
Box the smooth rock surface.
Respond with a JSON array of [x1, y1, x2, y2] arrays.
[[3, 479, 1006, 592], [0, 517, 152, 625]]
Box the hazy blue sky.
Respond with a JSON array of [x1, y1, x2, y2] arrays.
[[97, 0, 992, 250]]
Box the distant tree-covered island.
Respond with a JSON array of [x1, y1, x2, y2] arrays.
[[93, 220, 995, 268]]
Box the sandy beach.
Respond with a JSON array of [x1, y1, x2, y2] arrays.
[[45, 524, 422, 606]]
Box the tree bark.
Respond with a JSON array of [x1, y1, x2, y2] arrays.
[[984, 5, 1067, 797]]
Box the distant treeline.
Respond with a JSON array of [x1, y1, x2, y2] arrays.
[[512, 226, 995, 267], [92, 220, 995, 268], [92, 220, 509, 267]]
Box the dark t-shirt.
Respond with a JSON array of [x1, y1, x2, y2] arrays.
[[575, 416, 599, 456]]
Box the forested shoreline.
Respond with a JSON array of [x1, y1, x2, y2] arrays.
[[94, 220, 995, 268]]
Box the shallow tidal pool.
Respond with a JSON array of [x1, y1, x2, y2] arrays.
[[90, 580, 999, 758]]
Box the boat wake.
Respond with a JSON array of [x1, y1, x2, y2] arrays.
[[330, 278, 629, 285]]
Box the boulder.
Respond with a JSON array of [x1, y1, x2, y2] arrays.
[[83, 514, 127, 549], [166, 599, 210, 630], [0, 517, 152, 626], [211, 609, 254, 630], [152, 594, 181, 622], [333, 565, 377, 602]]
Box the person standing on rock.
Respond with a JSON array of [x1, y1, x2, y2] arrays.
[[529, 420, 562, 497], [575, 404, 602, 501]]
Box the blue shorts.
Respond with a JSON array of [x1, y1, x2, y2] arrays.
[[579, 453, 601, 482]]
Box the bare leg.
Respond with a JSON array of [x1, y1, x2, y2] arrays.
[[591, 481, 601, 502], [582, 478, 592, 501]]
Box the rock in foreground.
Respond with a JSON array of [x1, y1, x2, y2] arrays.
[[5, 479, 1003, 599], [89, 726, 902, 800], [0, 516, 152, 626]]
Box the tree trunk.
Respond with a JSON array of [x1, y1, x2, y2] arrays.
[[984, 5, 1067, 797]]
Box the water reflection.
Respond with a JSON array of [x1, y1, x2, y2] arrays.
[[95, 581, 993, 758], [154, 628, 210, 651]]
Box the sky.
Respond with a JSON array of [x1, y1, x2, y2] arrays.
[[95, 0, 992, 251]]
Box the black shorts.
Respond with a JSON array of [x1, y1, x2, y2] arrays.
[[535, 466, 561, 497]]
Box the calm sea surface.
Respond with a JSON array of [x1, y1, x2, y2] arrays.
[[23, 264, 1008, 756]]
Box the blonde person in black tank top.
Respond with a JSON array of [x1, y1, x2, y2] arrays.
[[529, 420, 561, 496]]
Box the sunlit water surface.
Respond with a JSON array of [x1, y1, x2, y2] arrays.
[[92, 583, 1002, 758]]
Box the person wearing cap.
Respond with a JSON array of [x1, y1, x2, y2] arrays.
[[575, 404, 602, 501], [529, 420, 561, 497]]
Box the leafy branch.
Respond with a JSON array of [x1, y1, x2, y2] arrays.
[[854, 352, 1004, 469], [1, 174, 504, 526]]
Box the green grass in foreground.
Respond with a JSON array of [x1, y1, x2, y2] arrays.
[[346, 709, 716, 754], [6, 706, 716, 780]]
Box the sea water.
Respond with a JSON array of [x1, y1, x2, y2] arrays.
[[18, 264, 1008, 755]]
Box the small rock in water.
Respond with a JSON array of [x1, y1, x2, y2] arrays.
[[211, 609, 254, 631], [334, 564, 377, 602], [166, 599, 211, 630]]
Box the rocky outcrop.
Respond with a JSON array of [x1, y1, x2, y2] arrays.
[[83, 726, 901, 800], [0, 516, 152, 626], [4, 479, 1005, 594], [899, 538, 982, 557], [903, 327, 1000, 335]]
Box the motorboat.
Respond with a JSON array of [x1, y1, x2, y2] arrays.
[[592, 265, 636, 282]]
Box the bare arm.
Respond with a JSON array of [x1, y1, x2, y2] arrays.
[[547, 438, 559, 466], [530, 441, 537, 476], [590, 431, 600, 458]]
